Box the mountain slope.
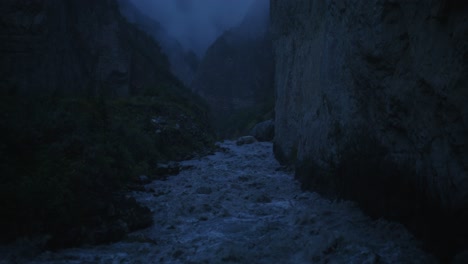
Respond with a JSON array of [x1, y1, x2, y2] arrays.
[[0, 0, 213, 248], [0, 0, 176, 97], [191, 0, 274, 137], [117, 0, 199, 86]]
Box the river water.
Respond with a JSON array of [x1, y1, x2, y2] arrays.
[[2, 141, 435, 263]]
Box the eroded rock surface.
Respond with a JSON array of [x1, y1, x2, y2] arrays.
[[271, 0, 468, 259], [7, 141, 435, 264], [250, 119, 275, 142]]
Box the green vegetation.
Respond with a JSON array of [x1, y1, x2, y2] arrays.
[[0, 89, 213, 246], [0, 0, 215, 249], [215, 95, 275, 139]]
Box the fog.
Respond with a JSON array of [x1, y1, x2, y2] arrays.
[[129, 0, 255, 56]]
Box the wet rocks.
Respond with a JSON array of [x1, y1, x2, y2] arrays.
[[250, 119, 275, 142], [137, 175, 150, 184], [236, 136, 257, 146], [238, 175, 251, 182], [255, 194, 272, 203], [8, 141, 435, 263], [156, 162, 180, 177], [195, 187, 213, 195]]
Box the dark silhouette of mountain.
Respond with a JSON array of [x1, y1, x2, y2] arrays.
[[117, 0, 199, 86], [191, 0, 273, 137]]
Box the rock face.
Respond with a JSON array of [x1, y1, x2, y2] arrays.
[[191, 0, 274, 135], [0, 0, 173, 97], [271, 0, 468, 260]]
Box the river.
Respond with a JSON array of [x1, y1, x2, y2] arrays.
[[2, 140, 435, 263]]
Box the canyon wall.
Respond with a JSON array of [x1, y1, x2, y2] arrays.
[[117, 0, 199, 86], [191, 0, 274, 137], [0, 0, 175, 97], [271, 0, 468, 259]]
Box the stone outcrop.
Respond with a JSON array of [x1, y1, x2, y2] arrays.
[[0, 0, 174, 97], [250, 119, 275, 142], [271, 0, 468, 260], [191, 0, 273, 135]]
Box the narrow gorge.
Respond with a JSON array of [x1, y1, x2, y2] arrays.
[[271, 0, 468, 260], [0, 0, 467, 263]]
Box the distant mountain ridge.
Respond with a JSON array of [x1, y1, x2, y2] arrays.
[[117, 0, 199, 86], [191, 0, 273, 137]]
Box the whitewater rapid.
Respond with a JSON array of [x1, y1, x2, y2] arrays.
[[7, 140, 435, 263]]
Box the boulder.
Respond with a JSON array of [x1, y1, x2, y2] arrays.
[[137, 175, 150, 184], [250, 119, 274, 141], [156, 162, 180, 177]]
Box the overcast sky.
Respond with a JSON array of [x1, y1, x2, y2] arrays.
[[129, 0, 255, 56]]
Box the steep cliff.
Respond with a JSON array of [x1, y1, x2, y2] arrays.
[[117, 0, 199, 86], [272, 0, 468, 260], [0, 0, 174, 97], [191, 0, 274, 137]]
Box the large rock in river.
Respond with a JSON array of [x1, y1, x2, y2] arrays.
[[250, 119, 275, 142]]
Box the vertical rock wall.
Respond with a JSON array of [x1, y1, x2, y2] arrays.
[[271, 0, 468, 259], [191, 0, 274, 136]]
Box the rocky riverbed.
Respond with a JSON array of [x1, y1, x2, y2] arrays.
[[1, 141, 435, 263]]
